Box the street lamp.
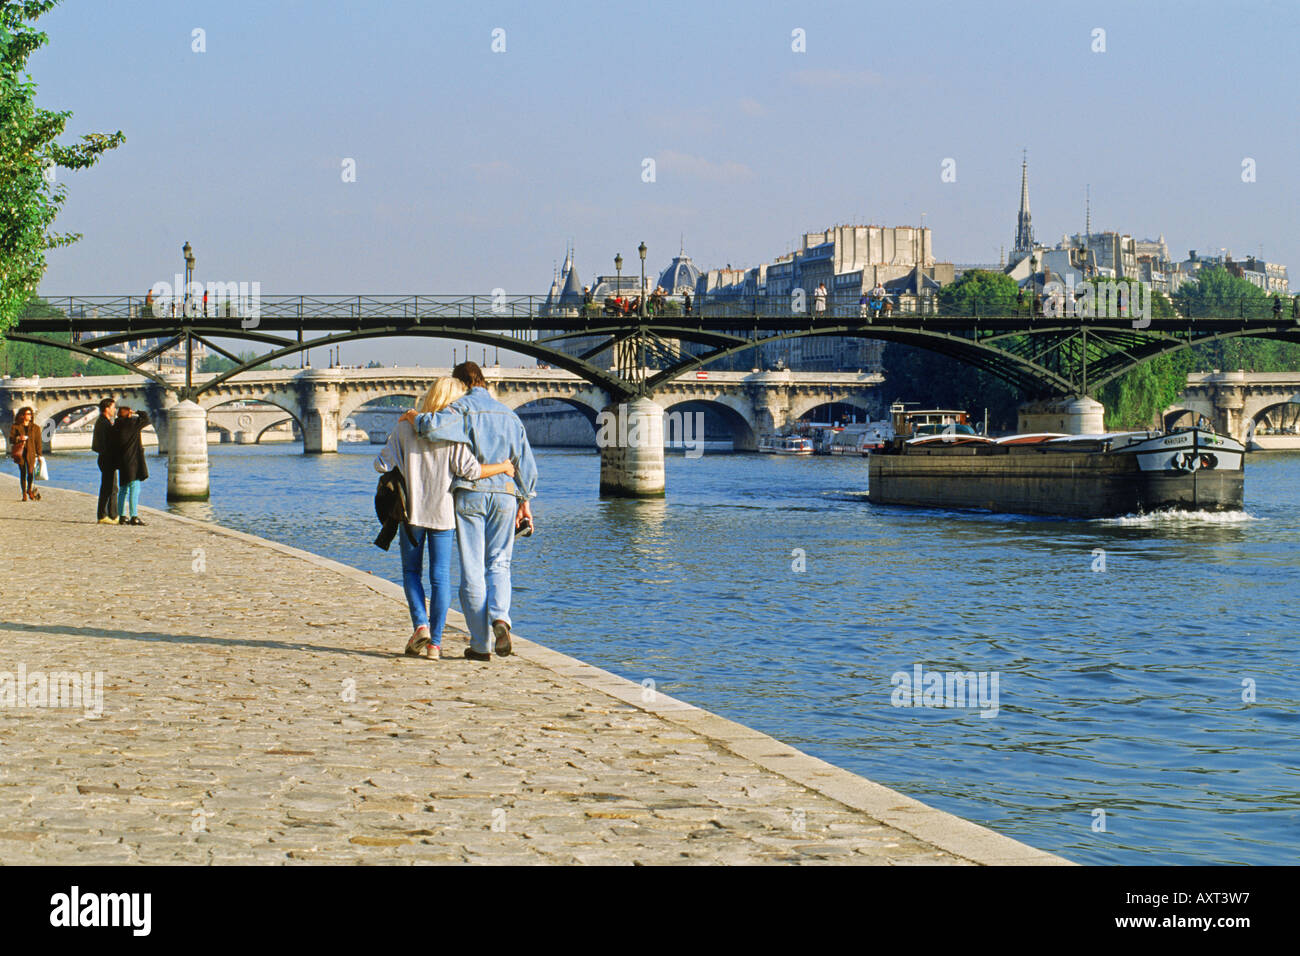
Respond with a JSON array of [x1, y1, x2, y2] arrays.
[[615, 253, 623, 296], [638, 242, 647, 318], [182, 241, 196, 314]]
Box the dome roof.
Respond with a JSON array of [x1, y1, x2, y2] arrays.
[[656, 254, 701, 295]]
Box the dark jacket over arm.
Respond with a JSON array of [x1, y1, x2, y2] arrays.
[[373, 466, 415, 551], [113, 413, 150, 484]]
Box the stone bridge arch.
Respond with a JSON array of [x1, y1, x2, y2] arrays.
[[659, 394, 760, 450], [30, 385, 149, 433], [500, 388, 608, 448], [1247, 398, 1300, 435], [495, 384, 609, 420], [34, 398, 108, 430], [1162, 397, 1216, 431], [336, 376, 437, 426], [203, 399, 302, 444], [787, 390, 879, 424], [200, 391, 305, 430], [1243, 389, 1300, 428]]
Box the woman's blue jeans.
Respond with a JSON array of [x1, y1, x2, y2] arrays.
[[398, 525, 455, 644], [117, 479, 141, 517]]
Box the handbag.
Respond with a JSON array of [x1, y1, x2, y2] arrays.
[[36, 456, 49, 481]]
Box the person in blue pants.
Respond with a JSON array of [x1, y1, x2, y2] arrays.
[[377, 377, 516, 658], [401, 361, 538, 661]]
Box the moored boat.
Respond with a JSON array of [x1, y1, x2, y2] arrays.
[[868, 426, 1245, 517], [757, 435, 815, 455], [829, 420, 896, 455]]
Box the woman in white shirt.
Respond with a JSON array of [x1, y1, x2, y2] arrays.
[[375, 377, 515, 658]]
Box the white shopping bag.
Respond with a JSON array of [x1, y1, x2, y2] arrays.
[[35, 456, 49, 481]]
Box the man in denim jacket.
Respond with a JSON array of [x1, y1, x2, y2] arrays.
[[401, 362, 538, 660]]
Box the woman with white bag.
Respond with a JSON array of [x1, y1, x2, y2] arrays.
[[7, 406, 42, 502]]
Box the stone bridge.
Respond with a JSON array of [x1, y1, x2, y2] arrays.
[[1164, 371, 1300, 448], [0, 366, 883, 498]]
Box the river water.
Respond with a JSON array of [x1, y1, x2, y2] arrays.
[[36, 442, 1300, 865]]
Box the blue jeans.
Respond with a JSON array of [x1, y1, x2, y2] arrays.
[[398, 525, 455, 644], [454, 491, 517, 654], [117, 479, 141, 517]]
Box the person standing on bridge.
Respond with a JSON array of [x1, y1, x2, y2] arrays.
[[8, 406, 42, 502], [375, 377, 516, 660], [401, 361, 538, 662], [814, 282, 828, 316], [112, 407, 150, 526], [91, 398, 119, 523], [869, 281, 887, 322]]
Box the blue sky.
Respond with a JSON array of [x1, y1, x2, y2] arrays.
[[32, 0, 1300, 365]]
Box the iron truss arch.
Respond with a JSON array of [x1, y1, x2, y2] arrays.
[[11, 295, 1300, 401]]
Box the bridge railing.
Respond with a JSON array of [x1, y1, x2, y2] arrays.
[[19, 295, 570, 323], [685, 291, 1300, 321], [17, 292, 1300, 324]]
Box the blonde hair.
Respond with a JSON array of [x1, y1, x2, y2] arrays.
[[417, 377, 467, 415]]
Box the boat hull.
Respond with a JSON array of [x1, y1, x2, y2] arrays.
[[868, 434, 1244, 517]]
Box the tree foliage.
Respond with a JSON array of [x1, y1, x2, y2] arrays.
[[0, 295, 126, 375], [1, 1, 124, 332], [199, 349, 263, 374], [936, 269, 1019, 317]]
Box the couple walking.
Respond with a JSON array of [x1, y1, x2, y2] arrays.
[[376, 361, 537, 662], [90, 397, 152, 525]]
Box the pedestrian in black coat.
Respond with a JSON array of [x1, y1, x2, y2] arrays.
[[91, 397, 118, 522], [112, 407, 150, 525]]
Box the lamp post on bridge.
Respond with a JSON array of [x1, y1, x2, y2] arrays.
[[182, 242, 196, 388], [638, 242, 647, 319], [637, 242, 647, 381], [182, 242, 195, 312]]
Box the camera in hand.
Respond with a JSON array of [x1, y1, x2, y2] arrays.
[[517, 516, 534, 537]]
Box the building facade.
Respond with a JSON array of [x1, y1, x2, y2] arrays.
[[694, 224, 950, 371]]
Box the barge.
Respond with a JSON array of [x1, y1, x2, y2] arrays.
[[868, 427, 1245, 517]]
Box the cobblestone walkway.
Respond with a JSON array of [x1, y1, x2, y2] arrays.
[[0, 476, 1064, 864]]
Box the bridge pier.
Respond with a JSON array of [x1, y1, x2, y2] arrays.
[[298, 368, 343, 454], [598, 397, 666, 498], [1017, 396, 1105, 434], [166, 400, 210, 501], [143, 382, 180, 457], [1207, 372, 1247, 441], [745, 371, 797, 444]]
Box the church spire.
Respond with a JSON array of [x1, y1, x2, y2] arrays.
[[1013, 151, 1033, 254]]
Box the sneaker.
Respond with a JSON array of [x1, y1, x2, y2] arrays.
[[404, 626, 431, 657], [98, 517, 116, 524], [129, 516, 145, 526], [428, 644, 442, 660], [464, 648, 491, 662], [118, 516, 128, 525], [492, 620, 513, 657]]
